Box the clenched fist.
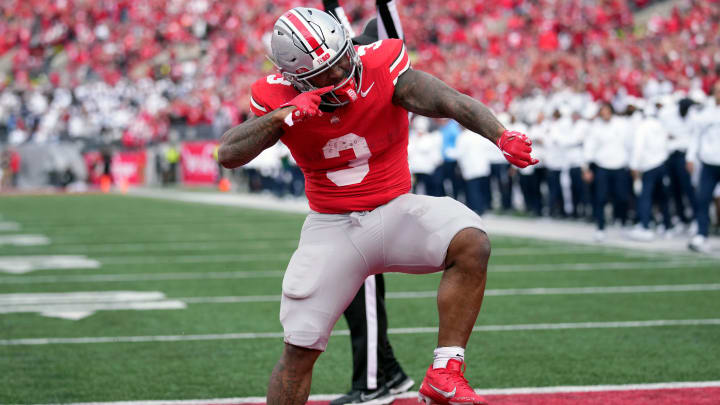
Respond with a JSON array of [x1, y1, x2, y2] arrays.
[[497, 130, 539, 168]]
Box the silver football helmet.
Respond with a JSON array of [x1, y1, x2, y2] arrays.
[[270, 7, 363, 107]]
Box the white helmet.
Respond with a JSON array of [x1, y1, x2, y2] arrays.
[[270, 7, 363, 107]]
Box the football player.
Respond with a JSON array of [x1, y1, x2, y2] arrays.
[[218, 7, 537, 404], [325, 1, 414, 403]]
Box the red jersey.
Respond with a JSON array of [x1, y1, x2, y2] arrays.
[[250, 39, 412, 213]]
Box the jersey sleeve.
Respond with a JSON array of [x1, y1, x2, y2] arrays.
[[359, 38, 411, 87], [387, 40, 410, 85], [249, 75, 299, 117], [249, 78, 274, 117]]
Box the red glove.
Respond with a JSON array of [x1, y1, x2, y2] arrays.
[[280, 86, 334, 128], [497, 130, 539, 168]]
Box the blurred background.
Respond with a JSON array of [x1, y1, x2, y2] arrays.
[[0, 0, 718, 236]]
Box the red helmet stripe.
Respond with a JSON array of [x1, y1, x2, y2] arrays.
[[284, 10, 325, 58]]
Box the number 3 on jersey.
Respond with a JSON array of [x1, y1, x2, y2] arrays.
[[322, 133, 371, 186]]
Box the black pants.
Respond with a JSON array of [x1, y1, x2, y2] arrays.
[[519, 171, 542, 216], [489, 163, 513, 210], [342, 274, 403, 390], [414, 172, 443, 197], [546, 169, 565, 218], [569, 167, 590, 219], [637, 163, 672, 229], [593, 167, 631, 230], [696, 163, 720, 237], [439, 160, 465, 200], [666, 150, 697, 223], [465, 176, 490, 215]]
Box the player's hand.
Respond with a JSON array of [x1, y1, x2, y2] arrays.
[[497, 130, 539, 168], [280, 86, 334, 128]]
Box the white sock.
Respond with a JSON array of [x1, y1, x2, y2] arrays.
[[432, 346, 465, 369]]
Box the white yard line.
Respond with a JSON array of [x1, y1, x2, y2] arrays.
[[4, 318, 720, 346], [0, 221, 20, 231], [1, 259, 715, 285], [83, 246, 665, 264], [177, 283, 720, 304], [5, 242, 623, 256], [32, 380, 720, 404], [491, 260, 719, 272], [124, 188, 720, 257], [95, 254, 290, 265], [0, 234, 50, 246], [0, 270, 286, 284], [16, 240, 300, 253]]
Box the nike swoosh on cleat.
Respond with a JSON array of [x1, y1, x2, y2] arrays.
[[358, 390, 389, 403], [428, 383, 456, 398], [360, 82, 375, 98]]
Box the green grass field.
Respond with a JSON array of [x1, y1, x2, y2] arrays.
[[1, 194, 719, 404]]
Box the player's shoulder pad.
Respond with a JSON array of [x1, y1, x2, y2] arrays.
[[357, 39, 406, 69], [249, 74, 299, 116], [358, 39, 411, 86]]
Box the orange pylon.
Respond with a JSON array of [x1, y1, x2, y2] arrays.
[[218, 177, 231, 192], [100, 175, 111, 193]]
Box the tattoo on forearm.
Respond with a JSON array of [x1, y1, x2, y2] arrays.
[[393, 69, 505, 144], [218, 111, 286, 168]]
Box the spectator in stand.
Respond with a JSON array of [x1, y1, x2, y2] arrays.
[[583, 102, 633, 242], [1, 0, 720, 142], [688, 81, 720, 253]]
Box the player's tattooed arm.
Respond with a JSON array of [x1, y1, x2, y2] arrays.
[[392, 68, 505, 144], [218, 108, 292, 168]]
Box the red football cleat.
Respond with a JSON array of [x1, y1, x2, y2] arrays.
[[418, 359, 488, 405]]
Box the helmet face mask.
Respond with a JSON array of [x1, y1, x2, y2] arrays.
[[271, 7, 363, 107]]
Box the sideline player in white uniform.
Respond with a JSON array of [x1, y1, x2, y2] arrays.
[[409, 116, 444, 196], [629, 106, 672, 240], [218, 8, 537, 405], [583, 102, 633, 241], [456, 127, 492, 215], [687, 81, 720, 253]]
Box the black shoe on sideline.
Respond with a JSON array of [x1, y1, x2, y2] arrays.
[[329, 386, 395, 405], [385, 371, 415, 395]]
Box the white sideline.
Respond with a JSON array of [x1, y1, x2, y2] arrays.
[[3, 318, 719, 346], [29, 380, 720, 404]]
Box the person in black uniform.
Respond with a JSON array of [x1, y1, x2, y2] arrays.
[[322, 1, 414, 403]]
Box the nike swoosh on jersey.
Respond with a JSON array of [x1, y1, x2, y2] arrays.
[[428, 383, 457, 398], [360, 82, 375, 98]]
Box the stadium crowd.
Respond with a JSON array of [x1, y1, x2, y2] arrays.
[[0, 0, 718, 144], [0, 0, 720, 249]]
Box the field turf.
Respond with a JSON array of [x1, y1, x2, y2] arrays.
[[0, 194, 718, 404]]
